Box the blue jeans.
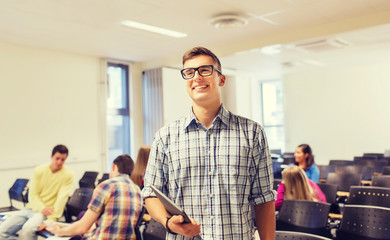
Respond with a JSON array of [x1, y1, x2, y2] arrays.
[[0, 208, 45, 240]]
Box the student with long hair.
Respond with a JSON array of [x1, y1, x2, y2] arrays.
[[294, 143, 320, 183], [275, 165, 326, 210], [130, 146, 151, 189]]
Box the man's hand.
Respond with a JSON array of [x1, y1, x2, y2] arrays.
[[37, 223, 46, 231], [45, 222, 62, 236], [42, 207, 54, 216], [167, 215, 200, 238]]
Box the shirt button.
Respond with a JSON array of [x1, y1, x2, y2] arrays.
[[208, 131, 211, 135], [208, 151, 211, 155], [210, 194, 213, 198], [210, 216, 214, 220], [208, 171, 212, 176]]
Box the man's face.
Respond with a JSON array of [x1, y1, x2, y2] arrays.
[[50, 152, 67, 172], [183, 55, 225, 106]]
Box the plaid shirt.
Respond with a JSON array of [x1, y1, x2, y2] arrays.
[[85, 174, 142, 240], [142, 106, 276, 240]]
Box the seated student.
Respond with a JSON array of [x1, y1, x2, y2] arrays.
[[0, 144, 74, 240], [293, 143, 320, 183], [275, 165, 326, 210], [46, 154, 143, 240], [130, 146, 151, 189]]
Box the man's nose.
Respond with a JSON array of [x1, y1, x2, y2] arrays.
[[193, 70, 203, 81]]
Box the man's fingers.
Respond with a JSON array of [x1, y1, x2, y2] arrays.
[[190, 217, 198, 225], [37, 223, 46, 231], [170, 215, 184, 224]]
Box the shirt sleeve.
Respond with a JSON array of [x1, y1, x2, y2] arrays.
[[309, 164, 320, 183], [88, 182, 111, 214], [142, 131, 169, 198], [28, 167, 46, 213], [49, 170, 75, 221], [275, 183, 285, 210], [250, 125, 277, 205]]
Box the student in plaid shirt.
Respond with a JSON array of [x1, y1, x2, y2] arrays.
[[142, 47, 276, 240], [47, 154, 143, 240]]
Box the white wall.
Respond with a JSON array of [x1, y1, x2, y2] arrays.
[[283, 61, 390, 165], [162, 67, 192, 125], [222, 74, 256, 120], [0, 41, 104, 207], [160, 69, 254, 126]]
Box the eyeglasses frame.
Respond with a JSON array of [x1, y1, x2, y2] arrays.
[[180, 65, 222, 80]]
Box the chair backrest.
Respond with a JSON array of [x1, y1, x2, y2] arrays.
[[65, 188, 94, 222], [9, 178, 29, 205], [326, 173, 361, 192], [79, 171, 99, 188], [276, 231, 332, 240], [334, 165, 373, 180], [363, 153, 384, 159], [328, 160, 354, 166], [317, 183, 338, 204], [282, 156, 296, 165], [356, 159, 388, 173], [382, 166, 390, 175], [143, 218, 166, 240], [274, 179, 282, 191], [337, 205, 390, 239], [347, 186, 390, 208], [318, 165, 334, 180], [98, 173, 109, 185], [372, 175, 390, 188], [282, 152, 295, 157], [271, 149, 282, 155], [134, 206, 147, 240], [278, 200, 331, 229]]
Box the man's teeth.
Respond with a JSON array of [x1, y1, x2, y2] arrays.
[[195, 86, 207, 90]]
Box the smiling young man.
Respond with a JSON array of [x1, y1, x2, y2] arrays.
[[142, 47, 276, 240], [0, 144, 74, 240]]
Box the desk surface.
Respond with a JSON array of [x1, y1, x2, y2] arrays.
[[328, 213, 342, 219], [337, 191, 350, 197]]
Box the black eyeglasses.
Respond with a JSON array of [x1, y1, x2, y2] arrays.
[[180, 65, 222, 80]]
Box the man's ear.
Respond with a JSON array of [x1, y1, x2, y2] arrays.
[[219, 75, 226, 86]]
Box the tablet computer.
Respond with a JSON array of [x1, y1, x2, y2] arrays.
[[150, 185, 191, 223]]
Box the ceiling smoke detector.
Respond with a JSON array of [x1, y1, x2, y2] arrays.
[[209, 13, 248, 29]]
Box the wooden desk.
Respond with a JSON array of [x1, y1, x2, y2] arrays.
[[337, 191, 349, 197], [143, 213, 151, 222], [361, 180, 372, 185], [328, 213, 342, 220]]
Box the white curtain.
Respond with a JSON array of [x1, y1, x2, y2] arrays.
[[142, 68, 164, 145]]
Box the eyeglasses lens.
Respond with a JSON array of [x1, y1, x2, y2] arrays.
[[181, 65, 213, 79], [198, 66, 212, 76]]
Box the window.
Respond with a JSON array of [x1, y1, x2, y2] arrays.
[[106, 63, 130, 169], [261, 80, 285, 152]]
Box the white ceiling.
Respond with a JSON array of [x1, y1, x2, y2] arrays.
[[1, 0, 390, 74]]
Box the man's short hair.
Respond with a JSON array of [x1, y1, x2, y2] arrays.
[[113, 154, 134, 176], [182, 46, 222, 71], [52, 144, 69, 156]]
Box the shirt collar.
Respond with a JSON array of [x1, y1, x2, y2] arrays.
[[183, 104, 230, 130]]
